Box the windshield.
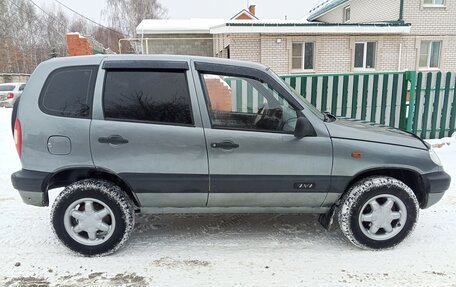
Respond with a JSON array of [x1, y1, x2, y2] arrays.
[[0, 85, 15, 92], [267, 68, 325, 121]]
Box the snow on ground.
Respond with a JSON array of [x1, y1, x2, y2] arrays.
[[0, 107, 455, 287]]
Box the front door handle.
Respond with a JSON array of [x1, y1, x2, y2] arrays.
[[211, 141, 239, 150], [98, 135, 129, 145]]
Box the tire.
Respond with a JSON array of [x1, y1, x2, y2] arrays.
[[338, 176, 419, 250], [51, 179, 135, 256]]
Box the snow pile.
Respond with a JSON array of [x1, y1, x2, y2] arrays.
[[426, 133, 456, 150]]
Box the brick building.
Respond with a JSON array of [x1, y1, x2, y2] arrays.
[[136, 1, 456, 74]]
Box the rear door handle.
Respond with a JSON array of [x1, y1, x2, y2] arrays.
[[98, 135, 129, 145], [211, 141, 239, 150]]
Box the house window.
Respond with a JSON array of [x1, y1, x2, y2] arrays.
[[354, 42, 376, 69], [344, 6, 351, 23], [292, 42, 315, 71], [423, 0, 445, 6], [419, 41, 441, 69]]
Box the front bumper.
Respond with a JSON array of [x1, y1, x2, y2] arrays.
[[11, 169, 50, 206], [421, 170, 451, 209]]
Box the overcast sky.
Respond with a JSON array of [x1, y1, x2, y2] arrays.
[[38, 0, 322, 23]]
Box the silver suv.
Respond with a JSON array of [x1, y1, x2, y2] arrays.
[[11, 55, 450, 256]]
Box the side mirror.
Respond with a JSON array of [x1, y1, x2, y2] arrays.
[[294, 116, 316, 139]]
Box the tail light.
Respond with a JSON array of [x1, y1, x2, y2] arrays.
[[14, 119, 22, 158], [7, 92, 14, 99]]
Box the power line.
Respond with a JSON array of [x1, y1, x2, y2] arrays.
[[7, 0, 67, 39], [52, 0, 127, 37]]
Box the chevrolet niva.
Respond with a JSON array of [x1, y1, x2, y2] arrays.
[[11, 55, 450, 256]]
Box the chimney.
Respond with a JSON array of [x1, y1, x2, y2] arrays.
[[248, 4, 256, 16]]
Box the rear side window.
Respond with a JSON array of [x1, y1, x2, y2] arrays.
[[39, 66, 98, 118], [19, 84, 26, 91], [103, 70, 193, 125]]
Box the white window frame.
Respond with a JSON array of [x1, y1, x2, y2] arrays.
[[354, 42, 376, 70], [423, 0, 445, 7], [344, 6, 351, 23], [419, 40, 441, 70], [291, 42, 315, 72]]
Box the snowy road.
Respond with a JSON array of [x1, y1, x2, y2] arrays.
[[0, 108, 455, 287]]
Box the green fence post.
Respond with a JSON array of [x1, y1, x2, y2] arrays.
[[331, 76, 339, 115], [371, 74, 379, 122], [421, 73, 433, 139], [439, 72, 452, 138], [405, 71, 417, 132], [361, 75, 369, 120], [311, 77, 318, 107], [351, 75, 359, 118], [342, 75, 349, 117], [321, 76, 328, 112], [412, 72, 423, 134], [390, 74, 399, 127], [449, 74, 456, 136], [430, 72, 442, 139], [399, 74, 409, 130]]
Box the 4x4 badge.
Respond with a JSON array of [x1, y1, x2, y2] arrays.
[[294, 183, 314, 190]]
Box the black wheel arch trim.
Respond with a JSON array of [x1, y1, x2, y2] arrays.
[[12, 167, 141, 208]]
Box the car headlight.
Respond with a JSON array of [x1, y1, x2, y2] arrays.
[[429, 149, 443, 166]]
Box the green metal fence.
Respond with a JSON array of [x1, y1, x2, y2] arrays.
[[410, 71, 456, 139], [225, 70, 455, 139], [281, 72, 410, 130]]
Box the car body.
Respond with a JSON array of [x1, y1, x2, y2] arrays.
[[10, 55, 451, 255], [0, 82, 26, 108]]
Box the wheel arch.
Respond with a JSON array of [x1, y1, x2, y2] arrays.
[[320, 167, 426, 231], [343, 168, 426, 208], [45, 167, 141, 208]]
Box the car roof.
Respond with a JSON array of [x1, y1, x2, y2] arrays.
[[45, 54, 269, 71]]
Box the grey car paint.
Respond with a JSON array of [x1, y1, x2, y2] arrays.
[[11, 54, 450, 214], [17, 56, 103, 173], [90, 58, 208, 207], [190, 62, 333, 207]]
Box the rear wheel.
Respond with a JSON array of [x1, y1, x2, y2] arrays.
[[51, 179, 135, 256], [338, 176, 419, 249]]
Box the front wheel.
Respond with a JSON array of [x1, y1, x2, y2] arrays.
[[51, 179, 135, 256], [338, 176, 419, 249]]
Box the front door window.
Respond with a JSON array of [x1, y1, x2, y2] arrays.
[[201, 73, 299, 133]]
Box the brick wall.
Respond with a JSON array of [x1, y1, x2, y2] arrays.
[[404, 0, 456, 35], [260, 36, 289, 74], [317, 0, 400, 23], [66, 33, 92, 56], [205, 77, 232, 111], [230, 34, 261, 63], [224, 33, 455, 74]]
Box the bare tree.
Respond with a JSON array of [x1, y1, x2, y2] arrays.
[[104, 0, 167, 37], [0, 0, 167, 73]]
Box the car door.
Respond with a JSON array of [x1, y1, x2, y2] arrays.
[[192, 61, 333, 208], [90, 59, 209, 207]]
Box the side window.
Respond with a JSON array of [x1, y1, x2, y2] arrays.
[[354, 42, 376, 69], [19, 84, 26, 91], [201, 73, 299, 133], [103, 70, 193, 125], [292, 42, 315, 71], [39, 66, 98, 118]]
